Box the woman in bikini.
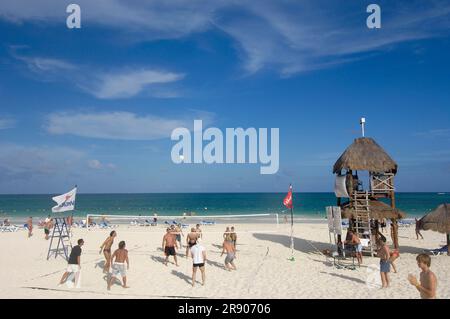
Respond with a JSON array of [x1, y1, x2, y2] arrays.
[[100, 230, 117, 273]]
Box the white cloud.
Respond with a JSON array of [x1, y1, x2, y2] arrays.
[[87, 159, 116, 170], [414, 129, 450, 138], [45, 111, 214, 140], [11, 49, 184, 99], [0, 117, 15, 129], [85, 69, 185, 99], [2, 0, 450, 75]]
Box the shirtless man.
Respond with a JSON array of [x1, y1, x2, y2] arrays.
[[377, 238, 391, 288], [345, 230, 362, 265], [408, 254, 437, 299], [174, 224, 184, 249], [162, 227, 178, 266], [107, 241, 129, 290], [221, 240, 237, 271], [223, 227, 231, 241], [27, 216, 33, 238], [100, 231, 117, 273], [195, 224, 203, 240], [44, 219, 51, 240], [230, 226, 237, 248], [186, 227, 199, 258]]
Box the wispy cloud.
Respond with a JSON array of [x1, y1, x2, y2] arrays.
[[414, 129, 450, 138], [45, 110, 215, 140], [11, 48, 184, 99], [0, 117, 15, 129], [3, 0, 450, 75], [82, 69, 184, 99], [87, 159, 116, 170]]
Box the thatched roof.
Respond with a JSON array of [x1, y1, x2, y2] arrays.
[[341, 200, 406, 220], [333, 137, 398, 174], [418, 203, 450, 234]]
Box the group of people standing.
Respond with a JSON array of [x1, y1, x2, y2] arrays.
[[59, 223, 238, 290]]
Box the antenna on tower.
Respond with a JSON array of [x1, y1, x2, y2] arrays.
[[360, 117, 366, 137]]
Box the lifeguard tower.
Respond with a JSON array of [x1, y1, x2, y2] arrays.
[[333, 118, 405, 256]]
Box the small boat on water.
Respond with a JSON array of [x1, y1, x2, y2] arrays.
[[437, 192, 446, 195]]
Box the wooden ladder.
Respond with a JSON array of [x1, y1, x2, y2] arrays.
[[353, 191, 375, 257]]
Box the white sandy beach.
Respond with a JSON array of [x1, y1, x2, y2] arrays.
[[0, 220, 449, 299]]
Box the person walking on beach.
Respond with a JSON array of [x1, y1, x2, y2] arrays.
[[380, 218, 387, 233], [345, 230, 362, 266], [100, 231, 116, 273], [221, 240, 237, 271], [195, 224, 203, 240], [230, 226, 237, 249], [377, 238, 391, 288], [162, 227, 179, 266], [408, 254, 437, 299], [59, 239, 84, 286], [27, 216, 33, 238], [107, 241, 130, 290], [415, 218, 424, 240], [190, 242, 206, 287]]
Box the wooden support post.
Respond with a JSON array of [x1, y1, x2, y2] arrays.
[[391, 218, 399, 249]]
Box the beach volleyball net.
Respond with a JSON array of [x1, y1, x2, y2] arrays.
[[84, 213, 280, 233]]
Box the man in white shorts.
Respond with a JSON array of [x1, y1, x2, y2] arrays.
[[190, 242, 206, 287], [59, 239, 84, 286], [108, 241, 130, 290]]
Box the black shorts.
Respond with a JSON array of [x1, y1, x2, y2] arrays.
[[193, 263, 204, 268], [188, 241, 196, 247], [165, 246, 176, 256]]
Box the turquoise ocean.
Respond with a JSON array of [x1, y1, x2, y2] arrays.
[[0, 193, 449, 223]]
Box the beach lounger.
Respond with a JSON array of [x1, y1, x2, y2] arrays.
[[0, 224, 20, 232], [201, 220, 215, 226], [398, 220, 414, 227], [424, 246, 448, 256]]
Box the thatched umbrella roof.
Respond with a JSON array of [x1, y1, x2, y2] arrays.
[[333, 137, 398, 174], [341, 199, 406, 220], [418, 204, 450, 234]]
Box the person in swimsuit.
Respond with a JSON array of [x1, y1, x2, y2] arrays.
[[44, 219, 50, 240], [221, 240, 237, 271], [223, 227, 231, 241], [190, 242, 206, 286], [408, 254, 437, 299], [162, 227, 178, 266], [107, 241, 129, 290], [100, 230, 117, 273], [415, 218, 424, 240], [389, 248, 400, 273], [186, 228, 198, 258], [27, 216, 33, 238], [345, 230, 363, 266], [174, 224, 183, 249], [195, 224, 202, 240], [230, 226, 237, 248], [377, 238, 391, 288]]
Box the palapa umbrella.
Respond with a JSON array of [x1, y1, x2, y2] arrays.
[[419, 203, 450, 254]]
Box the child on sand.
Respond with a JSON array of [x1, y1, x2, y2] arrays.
[[108, 241, 130, 290], [408, 254, 437, 299]]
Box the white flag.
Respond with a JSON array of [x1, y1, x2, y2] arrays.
[[52, 187, 77, 213]]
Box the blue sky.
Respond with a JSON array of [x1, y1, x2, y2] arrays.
[[0, 0, 449, 194]]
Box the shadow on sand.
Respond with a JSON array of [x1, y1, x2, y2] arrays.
[[319, 271, 366, 285], [252, 233, 331, 254], [171, 270, 192, 285]]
